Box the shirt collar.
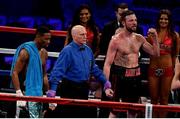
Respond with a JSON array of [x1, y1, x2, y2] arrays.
[[70, 41, 85, 51]]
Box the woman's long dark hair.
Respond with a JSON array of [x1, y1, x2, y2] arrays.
[[156, 9, 178, 57]]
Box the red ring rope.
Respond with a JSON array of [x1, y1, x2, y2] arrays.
[[0, 26, 67, 37], [0, 93, 180, 112]]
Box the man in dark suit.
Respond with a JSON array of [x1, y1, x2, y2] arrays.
[[100, 3, 128, 55]]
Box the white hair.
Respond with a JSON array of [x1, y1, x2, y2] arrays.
[[71, 25, 85, 37]]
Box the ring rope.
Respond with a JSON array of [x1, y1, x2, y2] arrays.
[[0, 93, 180, 112], [0, 26, 105, 60], [0, 48, 59, 58], [0, 70, 10, 76], [0, 48, 106, 61], [0, 26, 67, 37]]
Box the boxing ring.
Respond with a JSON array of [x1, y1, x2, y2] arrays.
[[0, 26, 180, 118]]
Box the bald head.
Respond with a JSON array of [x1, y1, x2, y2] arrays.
[[71, 25, 87, 45], [71, 25, 85, 35]]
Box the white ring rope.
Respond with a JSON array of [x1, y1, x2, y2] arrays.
[[0, 48, 59, 58], [0, 48, 105, 61], [0, 48, 150, 63]]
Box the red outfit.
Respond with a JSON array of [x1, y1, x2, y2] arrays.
[[159, 36, 172, 55], [149, 35, 172, 55], [148, 67, 173, 77], [148, 35, 174, 77], [86, 27, 94, 48]]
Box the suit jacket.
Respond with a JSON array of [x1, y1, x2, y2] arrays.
[[100, 20, 121, 55]]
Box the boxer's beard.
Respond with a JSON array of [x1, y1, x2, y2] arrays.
[[126, 26, 137, 33]]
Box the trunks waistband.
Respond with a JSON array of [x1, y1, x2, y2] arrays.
[[112, 65, 141, 77]]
